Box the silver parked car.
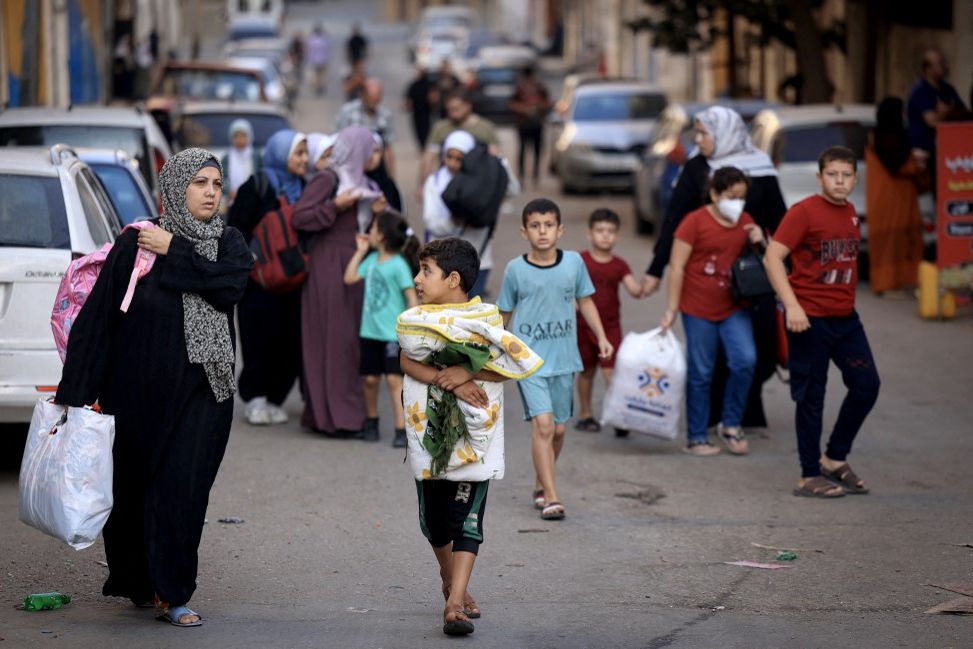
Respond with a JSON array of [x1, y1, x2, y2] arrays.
[[0, 145, 122, 423], [551, 81, 667, 193]]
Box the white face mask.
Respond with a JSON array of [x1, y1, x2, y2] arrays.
[[717, 198, 745, 224]]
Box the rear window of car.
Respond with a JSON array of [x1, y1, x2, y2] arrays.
[[477, 68, 518, 85], [0, 125, 152, 189], [0, 174, 70, 249], [573, 92, 667, 121], [158, 69, 263, 102], [174, 113, 291, 149], [776, 122, 868, 163], [89, 164, 152, 225]]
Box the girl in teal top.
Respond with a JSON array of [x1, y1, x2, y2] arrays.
[[343, 211, 420, 445]]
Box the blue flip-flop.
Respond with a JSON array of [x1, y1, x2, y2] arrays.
[[157, 605, 203, 627]]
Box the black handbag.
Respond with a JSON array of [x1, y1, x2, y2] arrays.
[[731, 242, 775, 300]]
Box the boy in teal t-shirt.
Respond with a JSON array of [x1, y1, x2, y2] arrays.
[[498, 198, 614, 520], [344, 212, 419, 445]]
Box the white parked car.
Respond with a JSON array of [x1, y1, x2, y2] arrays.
[[0, 106, 172, 200], [0, 145, 122, 423], [76, 148, 158, 226]]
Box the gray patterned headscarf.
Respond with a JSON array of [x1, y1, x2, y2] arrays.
[[158, 148, 235, 402]]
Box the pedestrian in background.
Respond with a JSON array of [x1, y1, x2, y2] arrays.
[[660, 167, 763, 456], [509, 66, 551, 186], [305, 24, 330, 97], [343, 210, 419, 446], [227, 130, 309, 426], [335, 78, 396, 177], [221, 118, 261, 203], [573, 208, 643, 436], [405, 65, 434, 152], [343, 60, 367, 102], [643, 106, 786, 433], [906, 49, 968, 190], [420, 88, 499, 196], [498, 198, 613, 521], [293, 126, 386, 437], [432, 59, 461, 118], [56, 148, 252, 627], [765, 146, 881, 498], [347, 22, 368, 65], [865, 97, 923, 296], [289, 30, 306, 88]]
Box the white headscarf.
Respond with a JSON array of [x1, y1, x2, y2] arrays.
[[226, 118, 254, 194], [423, 130, 477, 237], [307, 132, 337, 167], [695, 106, 777, 177]]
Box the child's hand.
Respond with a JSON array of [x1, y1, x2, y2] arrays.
[[785, 304, 811, 332], [744, 223, 765, 245], [354, 233, 371, 254], [597, 337, 614, 360], [453, 382, 489, 409], [641, 274, 660, 297], [334, 187, 362, 210], [660, 309, 676, 331], [434, 366, 474, 392]]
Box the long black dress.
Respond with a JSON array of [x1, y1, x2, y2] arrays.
[[647, 154, 787, 428], [227, 175, 304, 406], [55, 226, 252, 607]]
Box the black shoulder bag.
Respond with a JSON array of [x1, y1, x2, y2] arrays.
[[731, 241, 775, 301]]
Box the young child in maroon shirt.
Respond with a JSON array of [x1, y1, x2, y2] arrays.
[[574, 209, 643, 436], [765, 146, 881, 498]]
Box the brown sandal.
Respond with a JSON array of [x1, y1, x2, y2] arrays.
[[443, 607, 474, 636], [442, 585, 481, 618], [821, 463, 869, 494], [793, 476, 845, 498]]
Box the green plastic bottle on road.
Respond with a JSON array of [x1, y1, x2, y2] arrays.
[[23, 592, 71, 611]]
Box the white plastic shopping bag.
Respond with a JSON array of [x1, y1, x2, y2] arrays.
[[601, 328, 687, 440], [19, 399, 115, 550]]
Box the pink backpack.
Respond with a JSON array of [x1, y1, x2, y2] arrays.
[[51, 221, 158, 362]]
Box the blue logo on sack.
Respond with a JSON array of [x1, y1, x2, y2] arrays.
[[637, 367, 669, 398]]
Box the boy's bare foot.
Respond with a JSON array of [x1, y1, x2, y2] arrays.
[[442, 582, 481, 618], [443, 606, 474, 636]]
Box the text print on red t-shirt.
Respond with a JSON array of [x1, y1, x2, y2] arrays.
[[818, 237, 859, 284]]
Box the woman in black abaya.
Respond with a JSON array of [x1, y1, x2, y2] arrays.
[[56, 148, 252, 627]]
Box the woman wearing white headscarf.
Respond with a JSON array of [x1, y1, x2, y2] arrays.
[[643, 105, 787, 431], [222, 118, 262, 201], [56, 148, 253, 627], [306, 131, 337, 174], [422, 129, 510, 298]]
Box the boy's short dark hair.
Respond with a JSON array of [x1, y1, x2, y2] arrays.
[[521, 198, 562, 227], [818, 146, 858, 172], [707, 166, 751, 195], [418, 237, 479, 293], [588, 208, 620, 228], [445, 87, 473, 106]]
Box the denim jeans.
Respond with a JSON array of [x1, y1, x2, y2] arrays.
[[682, 311, 757, 443], [786, 312, 880, 478]]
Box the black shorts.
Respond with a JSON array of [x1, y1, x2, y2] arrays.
[[359, 338, 402, 376], [415, 479, 489, 555]]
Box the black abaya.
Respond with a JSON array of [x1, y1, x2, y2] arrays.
[[56, 226, 252, 606], [227, 174, 304, 405]]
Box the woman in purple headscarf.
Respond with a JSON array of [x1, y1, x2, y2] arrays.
[[293, 126, 387, 436]]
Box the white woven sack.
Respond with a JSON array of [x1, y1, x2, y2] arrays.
[[601, 328, 686, 440], [19, 400, 115, 550]]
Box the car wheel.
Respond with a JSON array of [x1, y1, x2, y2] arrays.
[[560, 178, 577, 195]]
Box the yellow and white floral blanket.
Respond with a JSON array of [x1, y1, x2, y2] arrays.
[[396, 298, 542, 481]]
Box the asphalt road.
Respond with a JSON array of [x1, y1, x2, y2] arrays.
[[1, 2, 971, 647]]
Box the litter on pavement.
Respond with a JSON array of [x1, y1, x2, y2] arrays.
[[724, 561, 793, 570]]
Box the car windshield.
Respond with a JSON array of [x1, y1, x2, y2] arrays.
[[89, 164, 153, 225], [777, 122, 868, 163], [174, 113, 291, 149], [425, 16, 470, 31], [0, 174, 70, 249], [0, 125, 152, 188], [573, 92, 667, 121], [230, 25, 277, 41], [477, 68, 517, 85], [158, 69, 262, 101]]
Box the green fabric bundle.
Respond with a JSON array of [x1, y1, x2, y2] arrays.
[[423, 342, 491, 476]]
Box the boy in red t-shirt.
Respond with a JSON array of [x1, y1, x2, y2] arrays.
[[574, 209, 643, 436], [765, 146, 881, 498]]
